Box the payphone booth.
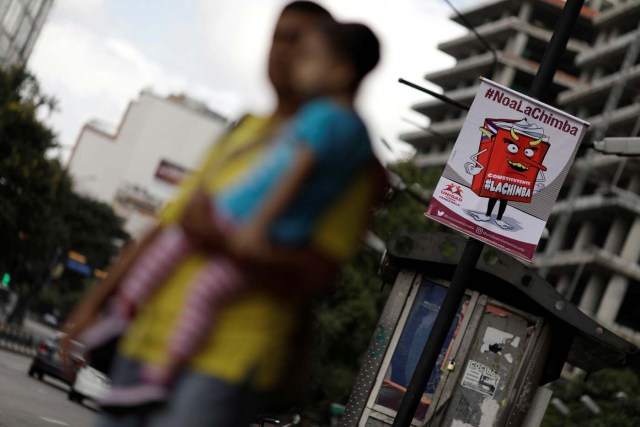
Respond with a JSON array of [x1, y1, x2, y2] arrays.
[[341, 232, 637, 427]]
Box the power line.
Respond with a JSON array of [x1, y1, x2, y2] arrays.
[[443, 0, 499, 74]]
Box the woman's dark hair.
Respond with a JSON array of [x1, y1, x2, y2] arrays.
[[282, 1, 332, 19], [320, 21, 381, 90]]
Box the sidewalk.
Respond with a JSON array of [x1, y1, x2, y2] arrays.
[[0, 323, 38, 357]]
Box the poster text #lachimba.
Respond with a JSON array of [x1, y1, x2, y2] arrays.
[[483, 86, 579, 136]]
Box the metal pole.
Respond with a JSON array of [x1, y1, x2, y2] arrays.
[[391, 1, 585, 425], [399, 78, 470, 111], [390, 238, 483, 427]]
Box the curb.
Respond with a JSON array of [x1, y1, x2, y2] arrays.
[[0, 340, 36, 357], [0, 323, 37, 358]]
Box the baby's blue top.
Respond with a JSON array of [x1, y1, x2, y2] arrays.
[[216, 98, 373, 245]]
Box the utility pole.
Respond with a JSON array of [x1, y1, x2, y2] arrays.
[[391, 1, 586, 425]]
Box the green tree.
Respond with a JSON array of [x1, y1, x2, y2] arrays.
[[375, 162, 444, 238], [61, 192, 129, 268], [542, 368, 640, 427], [0, 66, 60, 276], [303, 160, 444, 423], [0, 66, 128, 322], [33, 191, 130, 319]]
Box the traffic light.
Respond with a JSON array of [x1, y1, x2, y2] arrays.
[[1, 273, 10, 287]]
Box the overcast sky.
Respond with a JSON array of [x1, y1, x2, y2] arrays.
[[29, 0, 477, 162]]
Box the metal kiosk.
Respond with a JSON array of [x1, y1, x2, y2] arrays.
[[342, 232, 637, 427]]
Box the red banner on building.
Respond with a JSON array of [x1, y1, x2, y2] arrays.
[[155, 159, 190, 186]]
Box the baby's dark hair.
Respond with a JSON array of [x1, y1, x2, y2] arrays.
[[320, 21, 380, 91], [282, 1, 332, 19]]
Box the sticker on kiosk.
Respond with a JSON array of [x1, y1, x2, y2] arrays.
[[426, 78, 589, 261]]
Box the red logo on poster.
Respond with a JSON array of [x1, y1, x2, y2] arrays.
[[441, 183, 463, 204]]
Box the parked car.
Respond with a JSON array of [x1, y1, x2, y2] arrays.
[[28, 333, 84, 384], [68, 365, 111, 404], [41, 313, 59, 327]]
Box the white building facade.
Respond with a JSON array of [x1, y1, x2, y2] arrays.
[[67, 91, 228, 237], [0, 0, 53, 67]]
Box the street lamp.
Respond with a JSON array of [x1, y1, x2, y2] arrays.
[[550, 397, 571, 416], [580, 394, 601, 415], [591, 137, 640, 156], [386, 169, 432, 206]]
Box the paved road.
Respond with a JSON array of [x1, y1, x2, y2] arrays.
[[0, 348, 96, 427]]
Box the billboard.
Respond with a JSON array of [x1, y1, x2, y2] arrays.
[[425, 78, 589, 261]]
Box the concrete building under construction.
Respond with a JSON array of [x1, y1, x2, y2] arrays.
[[0, 0, 54, 67], [403, 0, 640, 346]]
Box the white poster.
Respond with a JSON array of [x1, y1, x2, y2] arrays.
[[425, 78, 589, 261], [461, 360, 500, 398]]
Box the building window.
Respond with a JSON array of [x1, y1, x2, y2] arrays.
[[0, 33, 11, 58], [3, 0, 24, 37], [616, 19, 638, 39], [0, 0, 12, 24], [615, 281, 640, 331], [28, 0, 44, 17], [591, 221, 609, 248], [14, 18, 31, 53]]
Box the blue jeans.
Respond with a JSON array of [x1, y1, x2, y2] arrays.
[[95, 355, 270, 427]]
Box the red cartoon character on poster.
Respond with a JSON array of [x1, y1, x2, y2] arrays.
[[465, 118, 550, 230]]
